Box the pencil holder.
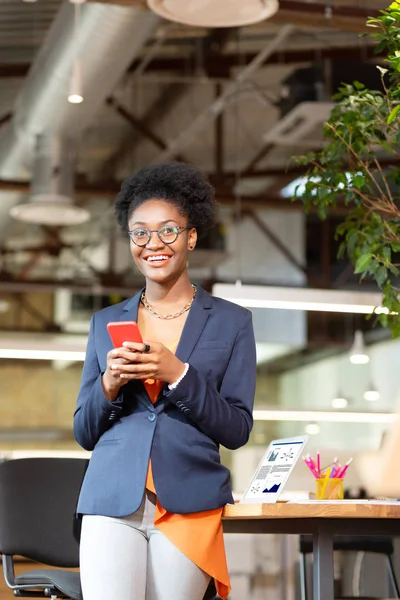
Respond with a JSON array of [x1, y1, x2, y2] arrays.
[[315, 478, 344, 500]]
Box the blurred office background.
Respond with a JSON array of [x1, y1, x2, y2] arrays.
[[0, 0, 398, 598]]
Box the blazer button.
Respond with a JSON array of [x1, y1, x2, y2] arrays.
[[148, 413, 156, 422]]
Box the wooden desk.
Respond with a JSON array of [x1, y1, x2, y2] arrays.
[[223, 501, 400, 600]]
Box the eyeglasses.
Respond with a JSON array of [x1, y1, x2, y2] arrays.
[[128, 225, 189, 247]]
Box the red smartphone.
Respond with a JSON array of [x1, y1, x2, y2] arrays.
[[107, 321, 143, 348]]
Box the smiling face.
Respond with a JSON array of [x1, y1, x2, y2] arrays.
[[128, 199, 197, 286]]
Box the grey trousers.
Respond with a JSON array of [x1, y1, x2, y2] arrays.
[[79, 491, 211, 600]]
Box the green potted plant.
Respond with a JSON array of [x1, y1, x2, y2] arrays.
[[291, 2, 400, 336]]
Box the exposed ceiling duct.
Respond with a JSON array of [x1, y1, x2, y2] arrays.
[[10, 134, 89, 226], [147, 0, 279, 27], [0, 2, 160, 232]]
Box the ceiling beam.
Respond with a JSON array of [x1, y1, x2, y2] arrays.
[[0, 277, 142, 297], [2, 154, 400, 197], [244, 208, 316, 283], [274, 1, 379, 33], [1, 156, 396, 214], [106, 96, 170, 151], [128, 44, 381, 75], [241, 143, 275, 175], [211, 156, 400, 184], [0, 113, 12, 130], [279, 0, 378, 20], [0, 177, 352, 213], [102, 82, 188, 175], [0, 63, 30, 78], [0, 176, 291, 206], [104, 26, 236, 175], [1, 45, 382, 82], [84, 0, 378, 31], [153, 25, 294, 164]]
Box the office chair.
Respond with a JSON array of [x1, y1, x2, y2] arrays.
[[0, 457, 89, 599], [0, 456, 219, 600], [299, 534, 400, 600]]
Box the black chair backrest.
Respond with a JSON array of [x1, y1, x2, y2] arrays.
[[0, 457, 89, 568]]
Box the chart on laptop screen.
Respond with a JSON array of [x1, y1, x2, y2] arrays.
[[241, 436, 308, 504]]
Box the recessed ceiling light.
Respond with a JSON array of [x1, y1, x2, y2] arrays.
[[147, 0, 279, 27]]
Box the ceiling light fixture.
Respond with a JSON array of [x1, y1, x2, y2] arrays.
[[68, 60, 84, 104], [331, 396, 348, 409], [0, 333, 87, 362], [9, 134, 90, 226], [10, 200, 89, 226], [0, 349, 86, 361], [212, 283, 385, 315], [147, 0, 279, 27], [305, 422, 320, 435], [0, 299, 10, 313], [349, 330, 369, 364], [363, 383, 380, 402], [252, 409, 397, 424], [68, 1, 84, 104]]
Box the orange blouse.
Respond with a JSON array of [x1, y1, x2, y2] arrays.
[[144, 375, 230, 599]]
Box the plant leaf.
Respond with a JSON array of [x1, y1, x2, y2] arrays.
[[354, 254, 372, 273], [387, 104, 400, 124], [376, 265, 388, 287]]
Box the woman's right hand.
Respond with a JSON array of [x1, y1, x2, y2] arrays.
[[102, 347, 130, 402]]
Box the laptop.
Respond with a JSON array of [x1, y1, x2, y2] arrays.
[[240, 435, 308, 504]]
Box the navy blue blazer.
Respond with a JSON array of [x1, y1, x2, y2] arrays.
[[74, 285, 256, 517]]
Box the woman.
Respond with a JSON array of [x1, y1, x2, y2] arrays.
[[74, 162, 257, 600]]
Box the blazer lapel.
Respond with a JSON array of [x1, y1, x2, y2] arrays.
[[153, 285, 212, 406], [122, 289, 143, 321], [175, 285, 212, 364], [121, 285, 212, 406]]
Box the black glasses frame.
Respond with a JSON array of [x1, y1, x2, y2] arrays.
[[128, 225, 189, 247]]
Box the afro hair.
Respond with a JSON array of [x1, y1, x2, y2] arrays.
[[114, 162, 216, 238]]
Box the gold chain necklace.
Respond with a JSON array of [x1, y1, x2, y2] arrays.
[[141, 284, 197, 320]]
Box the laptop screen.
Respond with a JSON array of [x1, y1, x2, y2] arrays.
[[241, 436, 308, 504]]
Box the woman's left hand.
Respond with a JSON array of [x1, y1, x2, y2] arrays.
[[109, 341, 186, 385]]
